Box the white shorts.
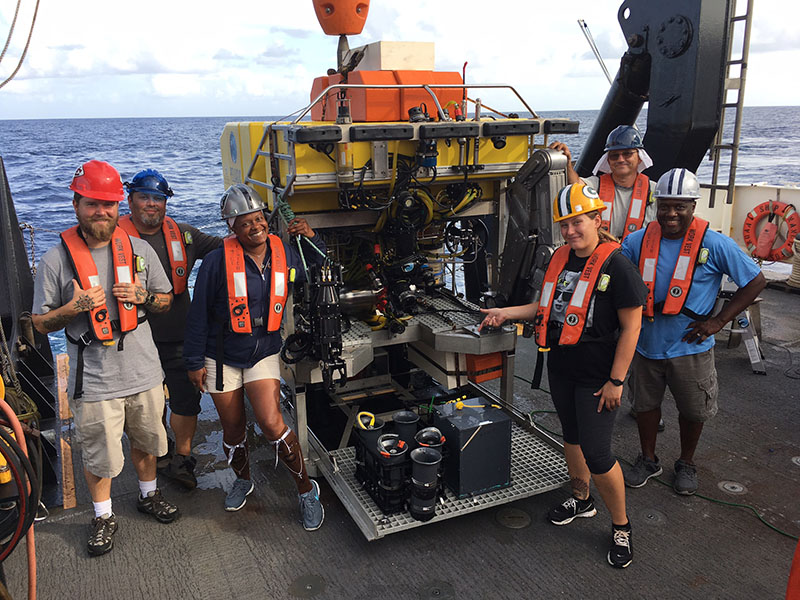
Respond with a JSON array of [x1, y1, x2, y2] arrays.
[[204, 353, 281, 393]]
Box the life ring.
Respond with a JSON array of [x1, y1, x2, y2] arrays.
[[742, 200, 800, 261]]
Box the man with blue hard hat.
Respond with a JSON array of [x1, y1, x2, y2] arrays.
[[550, 125, 657, 241], [620, 168, 765, 495], [120, 169, 222, 490]]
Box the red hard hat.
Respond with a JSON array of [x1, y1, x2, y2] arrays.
[[69, 160, 125, 202]]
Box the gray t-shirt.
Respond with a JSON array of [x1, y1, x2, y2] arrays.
[[582, 175, 657, 239], [32, 237, 172, 402]]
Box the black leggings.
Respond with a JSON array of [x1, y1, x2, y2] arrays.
[[548, 370, 617, 475]]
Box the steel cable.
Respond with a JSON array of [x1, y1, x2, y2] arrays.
[[0, 0, 22, 65], [0, 0, 41, 90]]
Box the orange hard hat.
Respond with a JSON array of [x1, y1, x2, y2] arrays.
[[69, 160, 125, 202]]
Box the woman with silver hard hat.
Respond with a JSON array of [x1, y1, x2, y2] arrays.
[[183, 184, 326, 530], [479, 183, 648, 569]]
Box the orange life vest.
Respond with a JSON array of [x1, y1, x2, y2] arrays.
[[60, 225, 139, 343], [534, 242, 620, 348], [119, 215, 188, 295], [598, 173, 650, 240], [223, 234, 288, 333], [638, 217, 710, 318]]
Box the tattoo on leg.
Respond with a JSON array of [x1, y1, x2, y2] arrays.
[[570, 478, 590, 500], [74, 294, 95, 312]]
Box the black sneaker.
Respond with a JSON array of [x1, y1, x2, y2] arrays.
[[159, 454, 198, 490], [87, 514, 118, 556], [623, 454, 663, 488], [608, 522, 633, 568], [137, 489, 180, 523], [548, 495, 597, 525], [673, 459, 698, 495]]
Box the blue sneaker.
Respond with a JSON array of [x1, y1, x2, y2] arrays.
[[298, 479, 324, 531], [225, 478, 254, 512]]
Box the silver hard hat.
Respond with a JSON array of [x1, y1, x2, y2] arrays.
[[654, 168, 701, 200], [219, 184, 267, 221]]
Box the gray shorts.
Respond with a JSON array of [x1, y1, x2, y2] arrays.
[[631, 349, 719, 422], [71, 385, 168, 479]]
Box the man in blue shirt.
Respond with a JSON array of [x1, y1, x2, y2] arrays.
[[620, 168, 765, 495]]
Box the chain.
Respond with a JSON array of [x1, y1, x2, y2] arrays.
[[0, 318, 23, 398], [19, 222, 37, 275]]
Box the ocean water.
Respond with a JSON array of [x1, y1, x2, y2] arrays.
[[2, 106, 798, 350], [2, 106, 799, 255]]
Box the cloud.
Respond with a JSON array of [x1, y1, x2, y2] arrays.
[[271, 26, 314, 39], [47, 44, 84, 52], [213, 49, 244, 61]]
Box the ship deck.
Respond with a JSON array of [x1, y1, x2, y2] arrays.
[[3, 286, 799, 599]]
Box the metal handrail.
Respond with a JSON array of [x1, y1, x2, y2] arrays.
[[298, 83, 540, 123], [245, 83, 540, 186]]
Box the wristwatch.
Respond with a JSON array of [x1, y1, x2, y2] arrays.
[[608, 377, 624, 387], [143, 292, 157, 309]]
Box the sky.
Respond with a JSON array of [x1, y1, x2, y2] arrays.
[[0, 0, 798, 120]]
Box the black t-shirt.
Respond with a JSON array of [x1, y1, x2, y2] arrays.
[[546, 248, 648, 388], [140, 223, 223, 343]]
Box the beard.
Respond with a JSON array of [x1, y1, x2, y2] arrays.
[[79, 214, 118, 242], [137, 211, 163, 228]]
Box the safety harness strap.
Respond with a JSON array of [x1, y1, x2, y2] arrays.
[[535, 242, 620, 348], [65, 316, 146, 399]]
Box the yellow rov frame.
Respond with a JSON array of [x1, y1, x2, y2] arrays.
[[221, 83, 578, 225], [218, 83, 577, 540]]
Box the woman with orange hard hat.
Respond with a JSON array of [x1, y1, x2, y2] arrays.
[[479, 183, 647, 569]]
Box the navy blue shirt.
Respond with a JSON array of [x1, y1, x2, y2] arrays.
[[183, 233, 326, 371]]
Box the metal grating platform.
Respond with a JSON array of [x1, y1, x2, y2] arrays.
[[320, 423, 568, 540], [340, 294, 482, 349]]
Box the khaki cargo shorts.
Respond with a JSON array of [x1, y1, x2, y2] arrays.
[[71, 385, 168, 479], [631, 348, 719, 422]]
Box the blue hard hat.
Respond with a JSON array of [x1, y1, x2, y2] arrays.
[[124, 169, 174, 199], [603, 125, 644, 152]]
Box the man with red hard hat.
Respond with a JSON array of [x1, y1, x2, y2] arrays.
[[120, 169, 222, 490], [31, 160, 180, 556]]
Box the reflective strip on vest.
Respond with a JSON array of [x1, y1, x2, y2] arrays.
[[266, 234, 288, 333], [119, 215, 188, 294], [224, 236, 252, 333], [60, 225, 138, 342], [598, 173, 650, 240], [223, 234, 288, 334], [639, 217, 710, 318], [534, 242, 620, 348]]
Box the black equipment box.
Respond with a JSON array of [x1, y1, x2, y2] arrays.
[[433, 397, 512, 498]]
